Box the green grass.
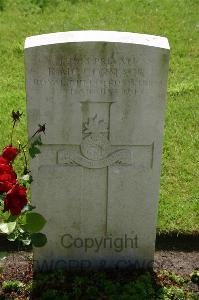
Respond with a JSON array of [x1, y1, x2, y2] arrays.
[[2, 279, 24, 292], [0, 0, 198, 233]]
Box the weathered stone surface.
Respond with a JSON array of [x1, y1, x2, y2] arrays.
[[25, 31, 170, 271]]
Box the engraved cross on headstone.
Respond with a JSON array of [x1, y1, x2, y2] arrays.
[[57, 101, 152, 235]]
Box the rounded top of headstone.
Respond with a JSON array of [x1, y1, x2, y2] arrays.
[[25, 30, 169, 50]]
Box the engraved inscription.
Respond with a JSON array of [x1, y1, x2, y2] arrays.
[[30, 53, 163, 96]]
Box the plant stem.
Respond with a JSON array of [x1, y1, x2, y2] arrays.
[[10, 120, 16, 145], [23, 128, 41, 149], [19, 144, 28, 174]]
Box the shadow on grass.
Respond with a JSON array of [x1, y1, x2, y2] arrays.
[[30, 268, 163, 300], [30, 268, 199, 299], [156, 231, 199, 251]]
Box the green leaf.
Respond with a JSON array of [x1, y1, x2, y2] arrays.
[[18, 227, 25, 233], [0, 251, 7, 273], [29, 145, 41, 158], [31, 233, 47, 247], [20, 179, 28, 187], [7, 232, 18, 241], [7, 215, 18, 222], [22, 237, 31, 246], [0, 252, 8, 261], [0, 193, 6, 205], [0, 222, 16, 234], [22, 212, 46, 233], [29, 135, 42, 158], [0, 193, 5, 200], [32, 135, 42, 146], [19, 214, 26, 226], [1, 211, 11, 221], [28, 175, 33, 184]]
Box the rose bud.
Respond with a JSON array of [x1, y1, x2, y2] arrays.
[[11, 110, 23, 123]]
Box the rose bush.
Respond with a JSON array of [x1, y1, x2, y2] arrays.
[[0, 111, 47, 247]]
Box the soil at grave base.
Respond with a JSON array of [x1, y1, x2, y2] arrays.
[[0, 250, 198, 299]]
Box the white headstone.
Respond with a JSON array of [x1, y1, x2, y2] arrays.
[[25, 31, 170, 271]]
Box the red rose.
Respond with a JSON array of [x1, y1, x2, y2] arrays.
[[0, 172, 16, 183], [0, 156, 9, 165], [0, 158, 17, 193], [2, 145, 19, 163], [4, 184, 28, 215], [0, 181, 13, 193]]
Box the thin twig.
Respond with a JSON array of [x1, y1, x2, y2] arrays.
[[10, 120, 16, 145], [19, 144, 28, 174]]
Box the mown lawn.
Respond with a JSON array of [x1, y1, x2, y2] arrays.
[[0, 0, 198, 233]]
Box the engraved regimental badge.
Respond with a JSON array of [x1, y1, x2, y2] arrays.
[[58, 114, 132, 169], [81, 114, 111, 161]]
